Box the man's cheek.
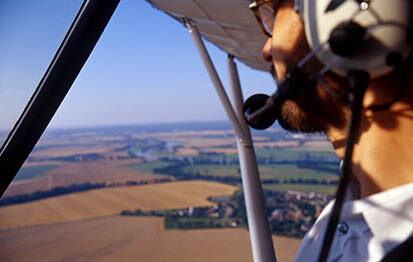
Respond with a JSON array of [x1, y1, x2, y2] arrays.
[[273, 60, 287, 80]]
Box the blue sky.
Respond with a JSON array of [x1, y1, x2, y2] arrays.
[[0, 0, 275, 132]]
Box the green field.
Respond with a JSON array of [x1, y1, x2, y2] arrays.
[[13, 165, 58, 181], [181, 163, 337, 181], [263, 184, 337, 194], [181, 164, 240, 177], [259, 164, 337, 181]]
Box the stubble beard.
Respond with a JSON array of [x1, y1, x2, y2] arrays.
[[276, 73, 349, 134]]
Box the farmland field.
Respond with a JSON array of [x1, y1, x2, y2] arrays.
[[259, 164, 338, 180], [0, 181, 238, 230], [126, 160, 338, 195], [0, 216, 302, 262], [126, 161, 172, 174], [0, 122, 337, 261], [179, 163, 338, 181], [3, 159, 168, 197], [30, 144, 127, 160]]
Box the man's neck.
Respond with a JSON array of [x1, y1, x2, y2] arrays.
[[353, 101, 413, 197], [328, 73, 413, 198]]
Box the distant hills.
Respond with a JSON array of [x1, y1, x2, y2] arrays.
[[41, 120, 288, 136]]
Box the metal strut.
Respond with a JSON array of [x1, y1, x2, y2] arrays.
[[185, 20, 276, 262]]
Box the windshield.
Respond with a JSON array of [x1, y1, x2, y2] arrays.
[[0, 1, 338, 261]]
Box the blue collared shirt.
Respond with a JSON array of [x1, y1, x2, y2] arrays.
[[295, 183, 413, 261]]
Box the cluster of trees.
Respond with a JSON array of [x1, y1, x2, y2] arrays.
[[121, 209, 165, 217], [261, 178, 338, 185], [269, 219, 307, 238], [159, 153, 239, 166], [164, 216, 238, 230], [0, 182, 105, 207], [51, 153, 104, 162], [122, 178, 172, 187], [232, 189, 248, 226], [153, 162, 241, 184], [296, 161, 339, 175]]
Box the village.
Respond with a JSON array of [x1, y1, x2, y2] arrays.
[[122, 188, 333, 238]]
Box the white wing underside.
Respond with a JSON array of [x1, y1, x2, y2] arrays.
[[146, 0, 271, 72]]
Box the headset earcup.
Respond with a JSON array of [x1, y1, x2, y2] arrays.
[[243, 94, 277, 130]]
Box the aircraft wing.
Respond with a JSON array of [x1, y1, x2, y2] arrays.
[[146, 0, 271, 72]]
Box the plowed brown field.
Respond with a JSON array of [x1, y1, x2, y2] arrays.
[[0, 181, 238, 230], [0, 216, 301, 262]]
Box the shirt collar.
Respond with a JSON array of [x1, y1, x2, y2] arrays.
[[341, 183, 413, 242]]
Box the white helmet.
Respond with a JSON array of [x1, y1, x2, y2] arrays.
[[297, 0, 412, 77]]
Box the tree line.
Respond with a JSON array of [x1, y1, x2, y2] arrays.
[[153, 160, 338, 186], [0, 182, 105, 207], [1, 177, 173, 207]]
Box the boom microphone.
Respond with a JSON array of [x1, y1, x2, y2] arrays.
[[243, 67, 314, 129]]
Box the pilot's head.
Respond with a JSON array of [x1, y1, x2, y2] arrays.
[[251, 0, 412, 143], [260, 0, 349, 135]]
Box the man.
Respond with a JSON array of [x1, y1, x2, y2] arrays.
[[254, 0, 413, 260]]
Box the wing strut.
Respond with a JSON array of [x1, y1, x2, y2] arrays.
[[0, 0, 120, 197], [185, 20, 277, 262]]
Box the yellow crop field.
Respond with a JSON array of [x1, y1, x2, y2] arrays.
[[0, 181, 238, 230], [176, 147, 199, 156], [0, 216, 301, 262]]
